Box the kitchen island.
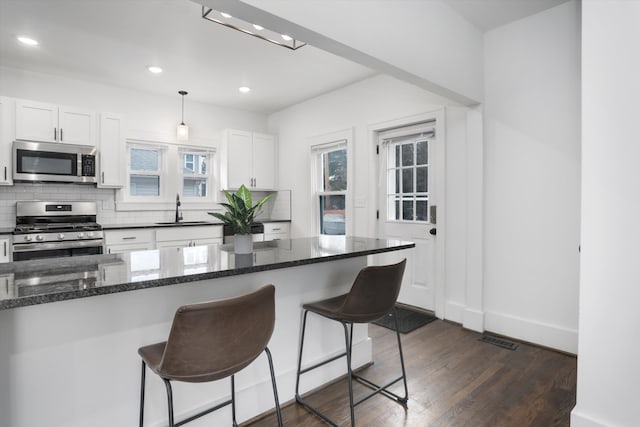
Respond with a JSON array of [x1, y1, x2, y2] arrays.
[[0, 236, 414, 427]]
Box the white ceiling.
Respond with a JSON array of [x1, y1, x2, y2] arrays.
[[0, 0, 570, 114], [446, 0, 570, 32]]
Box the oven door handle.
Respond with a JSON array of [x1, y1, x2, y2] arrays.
[[12, 239, 104, 252]]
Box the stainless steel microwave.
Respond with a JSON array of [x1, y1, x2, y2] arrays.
[[13, 140, 97, 184]]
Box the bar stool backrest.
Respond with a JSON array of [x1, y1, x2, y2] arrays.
[[157, 285, 276, 382], [340, 259, 407, 323]]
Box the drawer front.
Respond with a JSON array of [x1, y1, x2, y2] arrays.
[[104, 229, 154, 245], [156, 225, 223, 242], [263, 222, 290, 235]]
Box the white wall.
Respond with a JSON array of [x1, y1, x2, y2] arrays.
[[0, 66, 268, 227], [482, 1, 581, 353], [203, 0, 484, 105], [267, 73, 478, 321], [573, 1, 640, 426]]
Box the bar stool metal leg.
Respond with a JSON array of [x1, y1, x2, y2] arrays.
[[343, 322, 355, 427], [392, 308, 409, 403], [231, 375, 237, 427], [265, 347, 284, 427], [139, 361, 146, 427], [163, 379, 175, 427]]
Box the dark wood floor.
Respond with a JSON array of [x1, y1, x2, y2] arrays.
[[246, 320, 577, 427]]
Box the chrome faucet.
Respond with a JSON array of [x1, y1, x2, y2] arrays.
[[175, 193, 183, 223]]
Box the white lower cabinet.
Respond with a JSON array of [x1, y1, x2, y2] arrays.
[[155, 225, 223, 249], [104, 229, 154, 254], [0, 237, 11, 263], [263, 222, 290, 241]]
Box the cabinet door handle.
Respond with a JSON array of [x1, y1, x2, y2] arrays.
[[102, 172, 105, 184], [122, 236, 137, 240], [60, 128, 63, 141], [3, 166, 6, 181], [54, 127, 57, 141], [3, 241, 6, 257]]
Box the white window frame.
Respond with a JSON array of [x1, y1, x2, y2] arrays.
[[309, 128, 354, 236], [126, 142, 167, 201], [178, 148, 214, 202]]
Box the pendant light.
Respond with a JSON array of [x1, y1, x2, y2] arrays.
[[177, 90, 189, 141]]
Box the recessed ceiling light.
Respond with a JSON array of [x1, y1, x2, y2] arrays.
[[147, 66, 163, 74], [239, 86, 251, 93], [220, 12, 232, 18], [17, 36, 38, 46], [253, 24, 264, 31], [281, 35, 293, 41]]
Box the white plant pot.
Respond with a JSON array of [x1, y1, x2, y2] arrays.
[[234, 233, 253, 254]]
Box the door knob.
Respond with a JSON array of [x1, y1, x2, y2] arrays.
[[429, 228, 437, 236]]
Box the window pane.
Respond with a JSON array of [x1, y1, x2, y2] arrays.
[[131, 148, 158, 171], [183, 153, 207, 175], [130, 175, 159, 196], [394, 197, 400, 220], [416, 199, 428, 221], [323, 149, 347, 191], [395, 145, 401, 167], [402, 169, 413, 193], [183, 178, 207, 197], [402, 200, 414, 221], [401, 144, 414, 166], [416, 166, 428, 192], [395, 169, 400, 194], [319, 194, 345, 235], [417, 140, 428, 165]]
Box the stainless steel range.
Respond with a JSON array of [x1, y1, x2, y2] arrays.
[[13, 201, 104, 261]]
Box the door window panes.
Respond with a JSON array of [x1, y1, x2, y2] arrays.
[[386, 137, 430, 223]]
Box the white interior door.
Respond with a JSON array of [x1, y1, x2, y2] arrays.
[[375, 121, 442, 311]]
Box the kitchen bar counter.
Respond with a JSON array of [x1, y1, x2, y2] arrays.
[[0, 236, 413, 309], [0, 236, 414, 427]]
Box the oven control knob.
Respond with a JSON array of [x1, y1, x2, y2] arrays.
[[58, 233, 65, 240], [87, 232, 94, 238], [36, 235, 44, 241], [24, 235, 33, 242], [77, 232, 85, 238]]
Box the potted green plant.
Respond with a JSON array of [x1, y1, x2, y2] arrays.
[[208, 185, 272, 254]]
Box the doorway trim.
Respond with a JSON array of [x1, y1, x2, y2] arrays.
[[367, 108, 446, 318]]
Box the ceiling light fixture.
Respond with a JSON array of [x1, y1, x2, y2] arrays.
[[239, 86, 251, 93], [177, 90, 189, 141], [202, 6, 305, 50], [17, 36, 38, 46], [147, 66, 163, 74]]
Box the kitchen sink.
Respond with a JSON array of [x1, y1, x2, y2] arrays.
[[154, 221, 212, 225]]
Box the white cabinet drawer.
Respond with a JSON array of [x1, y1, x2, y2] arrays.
[[263, 222, 290, 235], [104, 229, 154, 245], [156, 225, 222, 242]]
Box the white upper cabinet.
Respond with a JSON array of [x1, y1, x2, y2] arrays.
[[98, 113, 125, 188], [220, 129, 276, 190], [0, 96, 15, 185], [15, 99, 96, 146]]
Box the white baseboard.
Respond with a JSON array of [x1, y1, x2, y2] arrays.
[[462, 308, 484, 332], [484, 310, 577, 354], [570, 408, 607, 427], [444, 301, 464, 323]]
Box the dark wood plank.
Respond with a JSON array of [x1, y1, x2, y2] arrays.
[[246, 320, 577, 426]]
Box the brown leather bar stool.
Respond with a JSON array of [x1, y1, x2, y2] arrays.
[[295, 259, 408, 427], [138, 285, 283, 427]]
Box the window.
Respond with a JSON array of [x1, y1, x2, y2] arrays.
[[129, 146, 162, 197], [383, 129, 433, 222], [313, 141, 347, 235], [180, 150, 210, 198]]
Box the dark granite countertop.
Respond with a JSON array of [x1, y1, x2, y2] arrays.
[[0, 236, 414, 310], [102, 219, 290, 230]]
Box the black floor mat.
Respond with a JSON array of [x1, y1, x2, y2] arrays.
[[373, 305, 437, 334]]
